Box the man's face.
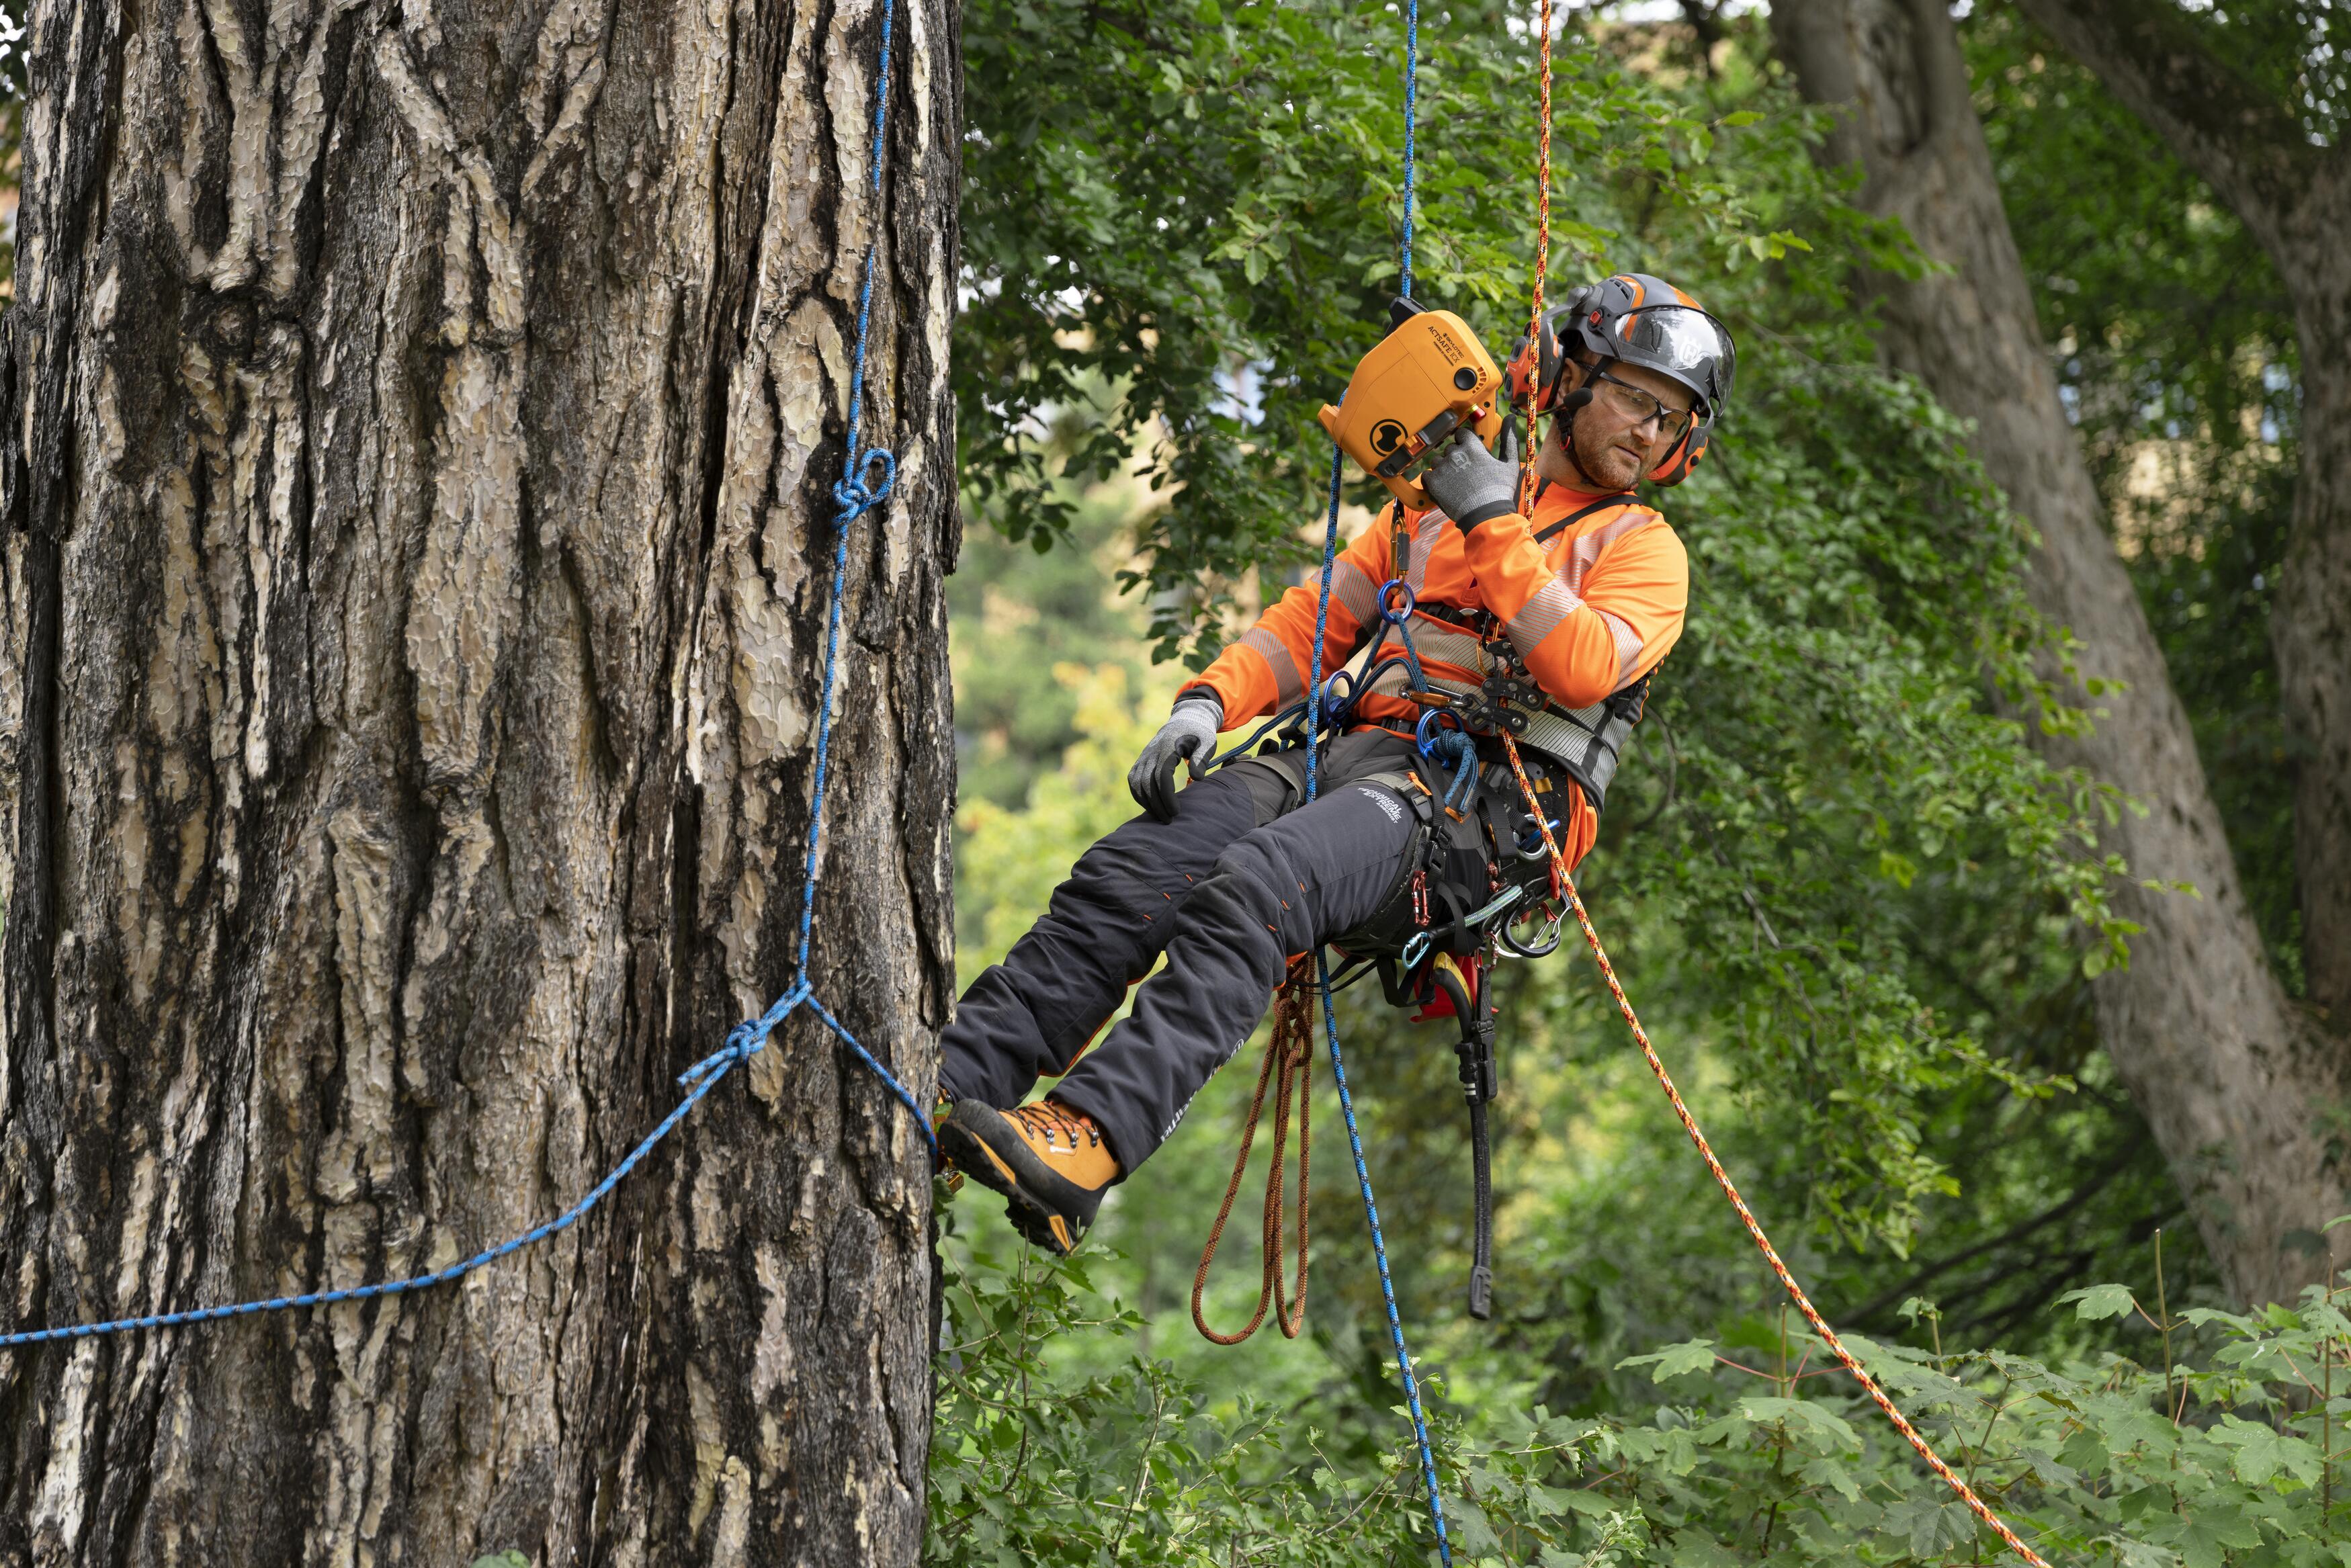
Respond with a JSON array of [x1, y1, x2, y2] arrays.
[[1537, 357, 1698, 491]]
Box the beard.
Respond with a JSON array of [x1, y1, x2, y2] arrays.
[[1564, 412, 1646, 490]]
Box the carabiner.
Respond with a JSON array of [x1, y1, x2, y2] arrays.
[[1498, 901, 1565, 959], [1318, 667, 1358, 726], [1377, 578, 1418, 626]]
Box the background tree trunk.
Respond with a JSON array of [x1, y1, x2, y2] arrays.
[[0, 0, 959, 1558], [1769, 0, 2342, 1307], [2007, 0, 2351, 1033]]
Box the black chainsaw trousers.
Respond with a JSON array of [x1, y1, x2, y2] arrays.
[[939, 730, 1442, 1174]]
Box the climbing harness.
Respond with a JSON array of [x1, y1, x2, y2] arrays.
[[1195, 484, 1609, 1340], [0, 0, 932, 1350]]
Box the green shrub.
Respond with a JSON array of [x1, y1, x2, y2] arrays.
[[930, 1213, 2351, 1565]]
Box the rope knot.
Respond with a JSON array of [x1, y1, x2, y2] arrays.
[[830, 446, 897, 521], [680, 982, 812, 1087]]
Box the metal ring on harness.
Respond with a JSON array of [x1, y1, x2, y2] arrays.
[[1319, 667, 1359, 724], [1498, 900, 1565, 959], [1414, 707, 1465, 757], [1378, 578, 1418, 624]]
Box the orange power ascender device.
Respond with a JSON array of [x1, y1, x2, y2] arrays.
[[1318, 298, 1506, 510]]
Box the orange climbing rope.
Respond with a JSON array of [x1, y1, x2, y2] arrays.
[[1498, 734, 2052, 1568], [1530, 0, 1553, 327], [1191, 956, 1316, 1344]]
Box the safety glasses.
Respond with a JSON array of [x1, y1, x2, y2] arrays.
[[1587, 369, 1696, 443]]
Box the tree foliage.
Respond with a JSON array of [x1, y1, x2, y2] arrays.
[[933, 1229, 2351, 1565]]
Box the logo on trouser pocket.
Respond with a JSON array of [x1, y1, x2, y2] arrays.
[[1355, 786, 1404, 824]]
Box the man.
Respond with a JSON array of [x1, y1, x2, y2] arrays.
[[937, 274, 1735, 1253]]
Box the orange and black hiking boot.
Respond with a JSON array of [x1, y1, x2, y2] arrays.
[[938, 1099, 1121, 1254]]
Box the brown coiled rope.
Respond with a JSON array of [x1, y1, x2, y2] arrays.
[[1191, 957, 1316, 1344]]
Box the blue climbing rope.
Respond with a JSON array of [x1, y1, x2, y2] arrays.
[[1321, 953, 1451, 1562], [1293, 3, 1453, 1559], [1, 0, 930, 1354]]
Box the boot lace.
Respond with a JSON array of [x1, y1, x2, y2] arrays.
[[1017, 1100, 1102, 1153]]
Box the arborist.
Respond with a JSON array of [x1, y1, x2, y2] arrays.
[[936, 275, 1736, 1254]]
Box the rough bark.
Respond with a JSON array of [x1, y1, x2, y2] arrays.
[[1770, 0, 2342, 1308], [2008, 0, 2351, 1033], [0, 0, 959, 1558]]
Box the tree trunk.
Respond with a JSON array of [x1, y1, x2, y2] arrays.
[[0, 0, 959, 1558], [1769, 0, 2342, 1308], [2006, 0, 2351, 1035]]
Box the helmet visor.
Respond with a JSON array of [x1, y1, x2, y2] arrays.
[[1613, 305, 1730, 404]]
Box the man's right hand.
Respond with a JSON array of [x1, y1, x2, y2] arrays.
[[1423, 426, 1522, 533], [1127, 693, 1223, 822]]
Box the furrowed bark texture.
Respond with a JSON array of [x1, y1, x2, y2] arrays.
[[1770, 0, 2342, 1309], [2008, 0, 2351, 1031], [0, 0, 959, 1559]]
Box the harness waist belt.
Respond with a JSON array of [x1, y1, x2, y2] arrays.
[[1421, 673, 1644, 813]]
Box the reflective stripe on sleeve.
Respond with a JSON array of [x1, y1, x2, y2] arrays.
[[1567, 508, 1662, 593], [1505, 578, 1585, 660], [1596, 608, 1645, 689], [1239, 626, 1306, 705]]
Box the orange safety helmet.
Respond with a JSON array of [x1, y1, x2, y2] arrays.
[[1506, 273, 1735, 487]]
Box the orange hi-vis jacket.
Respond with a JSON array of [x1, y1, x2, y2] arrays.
[[1183, 484, 1690, 868]]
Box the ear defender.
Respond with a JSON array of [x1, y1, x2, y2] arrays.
[[1644, 425, 1707, 486], [1504, 288, 1597, 415], [1502, 321, 1553, 411]]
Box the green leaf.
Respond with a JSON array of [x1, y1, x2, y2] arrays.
[[1797, 1454, 1864, 1501], [2059, 1283, 2139, 1321], [2176, 1502, 2262, 1567], [1617, 1339, 1716, 1381], [1738, 1397, 1859, 1452], [1879, 1496, 1971, 1556], [2209, 1415, 2323, 1487]]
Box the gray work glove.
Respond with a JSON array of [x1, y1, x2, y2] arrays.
[[1128, 691, 1223, 822], [1422, 423, 1523, 533]]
